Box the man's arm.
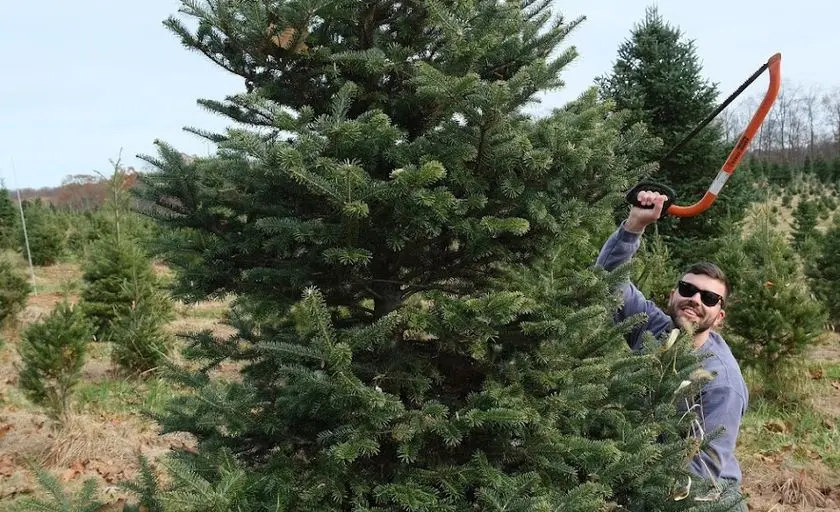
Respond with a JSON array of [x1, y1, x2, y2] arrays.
[[596, 193, 673, 346], [688, 383, 747, 483]]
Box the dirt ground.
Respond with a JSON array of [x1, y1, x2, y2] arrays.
[[0, 276, 201, 504], [738, 333, 840, 511]]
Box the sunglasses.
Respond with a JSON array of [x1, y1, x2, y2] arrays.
[[677, 281, 724, 308]]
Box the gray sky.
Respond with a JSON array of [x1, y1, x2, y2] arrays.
[[1, 0, 836, 190]]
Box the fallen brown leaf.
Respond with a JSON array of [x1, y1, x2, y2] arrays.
[[94, 498, 127, 511], [88, 459, 126, 483], [0, 454, 16, 477], [169, 440, 198, 455], [756, 453, 778, 465], [764, 419, 790, 434], [0, 423, 12, 440], [60, 460, 86, 482]]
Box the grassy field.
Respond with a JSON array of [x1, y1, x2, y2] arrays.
[[1, 223, 839, 510], [0, 258, 229, 508]]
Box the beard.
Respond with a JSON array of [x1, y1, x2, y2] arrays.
[[668, 301, 716, 334]]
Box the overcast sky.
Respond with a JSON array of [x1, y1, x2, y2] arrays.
[[1, 0, 836, 190]]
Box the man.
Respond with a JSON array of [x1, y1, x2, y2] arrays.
[[596, 190, 749, 507]]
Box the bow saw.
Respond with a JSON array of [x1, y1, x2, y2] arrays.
[[626, 52, 782, 217]]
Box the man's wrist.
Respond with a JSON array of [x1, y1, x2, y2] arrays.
[[624, 218, 647, 234]]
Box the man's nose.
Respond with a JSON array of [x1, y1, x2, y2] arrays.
[[684, 294, 701, 305]]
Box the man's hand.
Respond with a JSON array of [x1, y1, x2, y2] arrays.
[[625, 190, 667, 234]]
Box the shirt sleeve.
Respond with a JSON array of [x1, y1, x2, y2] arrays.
[[595, 222, 673, 349]]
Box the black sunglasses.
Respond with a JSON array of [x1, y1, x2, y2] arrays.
[[677, 281, 724, 308]]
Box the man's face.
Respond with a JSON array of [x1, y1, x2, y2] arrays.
[[666, 273, 727, 334]]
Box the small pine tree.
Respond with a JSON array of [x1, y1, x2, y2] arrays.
[[791, 198, 820, 250], [0, 183, 17, 249], [80, 236, 171, 341], [9, 454, 163, 512], [17, 300, 93, 422], [19, 199, 64, 266], [802, 155, 813, 175], [80, 164, 172, 343], [714, 205, 826, 399], [0, 255, 31, 327], [8, 466, 104, 512], [108, 272, 174, 374], [831, 156, 840, 183], [812, 157, 832, 184], [809, 217, 840, 328]]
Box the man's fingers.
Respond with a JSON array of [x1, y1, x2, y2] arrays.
[[635, 190, 667, 207], [636, 191, 652, 206], [652, 195, 665, 217]]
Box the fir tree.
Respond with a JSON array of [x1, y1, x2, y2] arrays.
[[631, 230, 679, 307], [80, 236, 171, 340], [597, 6, 757, 262], [791, 197, 820, 251], [17, 300, 93, 423], [714, 205, 826, 400], [107, 271, 174, 374], [135, 1, 739, 509], [812, 157, 832, 184], [0, 255, 31, 328], [0, 183, 17, 249], [809, 215, 840, 328], [8, 466, 104, 512], [19, 199, 64, 266], [80, 164, 172, 343]]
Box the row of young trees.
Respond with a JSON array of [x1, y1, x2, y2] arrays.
[[2, 2, 838, 511], [0, 163, 173, 424]]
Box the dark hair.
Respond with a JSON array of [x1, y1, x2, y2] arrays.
[[681, 262, 730, 305]]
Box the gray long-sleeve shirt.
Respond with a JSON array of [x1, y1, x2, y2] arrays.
[[596, 221, 749, 484]]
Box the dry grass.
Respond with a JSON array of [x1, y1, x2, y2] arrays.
[[0, 408, 194, 502], [0, 258, 209, 505], [736, 335, 840, 511]]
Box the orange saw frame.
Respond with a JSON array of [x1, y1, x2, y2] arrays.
[[626, 53, 782, 218]]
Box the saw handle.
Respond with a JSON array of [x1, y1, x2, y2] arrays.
[[625, 181, 677, 213]]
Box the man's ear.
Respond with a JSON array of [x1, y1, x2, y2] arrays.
[[715, 308, 726, 329]]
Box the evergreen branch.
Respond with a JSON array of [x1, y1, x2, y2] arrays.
[[164, 16, 242, 78], [270, 148, 343, 203], [256, 341, 326, 362]]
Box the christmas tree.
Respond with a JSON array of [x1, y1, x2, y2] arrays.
[[80, 165, 172, 347], [18, 299, 93, 423], [135, 1, 740, 510], [809, 215, 840, 329], [597, 6, 757, 262], [0, 182, 17, 249], [19, 199, 64, 266], [714, 205, 826, 399]]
